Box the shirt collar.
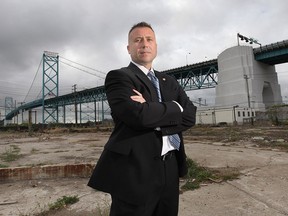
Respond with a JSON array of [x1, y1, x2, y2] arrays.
[[131, 61, 154, 75]]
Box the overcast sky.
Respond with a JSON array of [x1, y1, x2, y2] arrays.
[[0, 0, 288, 108]]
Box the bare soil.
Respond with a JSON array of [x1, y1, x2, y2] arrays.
[[1, 125, 288, 216]]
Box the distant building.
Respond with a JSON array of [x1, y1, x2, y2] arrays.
[[196, 106, 255, 125]]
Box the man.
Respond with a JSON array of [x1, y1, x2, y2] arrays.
[[88, 22, 196, 216]]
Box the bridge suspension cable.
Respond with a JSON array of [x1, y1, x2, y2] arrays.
[[23, 58, 43, 102], [20, 54, 107, 106], [59, 56, 106, 79]]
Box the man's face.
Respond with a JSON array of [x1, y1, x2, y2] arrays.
[[127, 27, 157, 69]]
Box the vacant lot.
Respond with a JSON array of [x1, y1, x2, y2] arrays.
[[0, 125, 288, 216]]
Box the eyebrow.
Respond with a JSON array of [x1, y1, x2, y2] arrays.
[[134, 35, 154, 39]]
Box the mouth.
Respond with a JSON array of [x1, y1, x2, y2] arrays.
[[140, 48, 151, 53], [140, 51, 151, 55]]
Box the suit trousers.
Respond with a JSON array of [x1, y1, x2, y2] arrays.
[[109, 151, 179, 216]]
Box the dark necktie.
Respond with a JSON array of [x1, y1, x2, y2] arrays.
[[147, 71, 180, 150]]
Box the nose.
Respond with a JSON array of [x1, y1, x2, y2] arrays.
[[141, 39, 149, 48]]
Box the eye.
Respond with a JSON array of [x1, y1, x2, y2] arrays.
[[134, 37, 142, 43]]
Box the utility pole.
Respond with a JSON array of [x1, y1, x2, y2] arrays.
[[244, 75, 251, 108], [72, 84, 78, 124], [14, 100, 17, 124], [28, 110, 32, 135]]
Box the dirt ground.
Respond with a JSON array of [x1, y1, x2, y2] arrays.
[[0, 126, 288, 216]]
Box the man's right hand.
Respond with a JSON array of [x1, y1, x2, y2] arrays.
[[130, 89, 146, 104]]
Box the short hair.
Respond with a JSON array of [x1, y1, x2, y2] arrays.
[[128, 22, 154, 36]]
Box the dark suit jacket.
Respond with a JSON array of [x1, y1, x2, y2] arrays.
[[88, 63, 196, 204]]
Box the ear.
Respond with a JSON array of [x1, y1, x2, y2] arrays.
[[127, 45, 130, 54]]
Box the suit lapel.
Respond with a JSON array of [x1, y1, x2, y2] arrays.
[[155, 71, 169, 102], [127, 63, 159, 102]]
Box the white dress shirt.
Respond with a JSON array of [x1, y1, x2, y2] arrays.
[[131, 61, 183, 155]]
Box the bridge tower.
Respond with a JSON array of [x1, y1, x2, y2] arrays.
[[215, 46, 282, 111], [42, 51, 59, 123]]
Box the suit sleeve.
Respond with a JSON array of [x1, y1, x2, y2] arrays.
[[161, 77, 197, 135], [105, 70, 183, 130]]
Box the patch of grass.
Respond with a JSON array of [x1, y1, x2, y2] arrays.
[[209, 167, 241, 181], [48, 195, 79, 211], [181, 158, 241, 191], [181, 158, 213, 191], [0, 163, 8, 168], [0, 145, 22, 162], [30, 195, 79, 216], [226, 128, 241, 142]]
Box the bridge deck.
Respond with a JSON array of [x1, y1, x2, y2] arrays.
[[254, 40, 288, 65]]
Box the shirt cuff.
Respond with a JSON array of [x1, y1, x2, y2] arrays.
[[173, 101, 183, 112]]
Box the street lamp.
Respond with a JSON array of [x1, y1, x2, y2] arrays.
[[237, 33, 261, 47]]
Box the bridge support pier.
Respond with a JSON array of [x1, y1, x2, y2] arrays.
[[215, 46, 282, 111]]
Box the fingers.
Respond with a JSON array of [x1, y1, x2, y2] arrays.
[[131, 89, 146, 103], [132, 89, 142, 96], [130, 95, 145, 103]]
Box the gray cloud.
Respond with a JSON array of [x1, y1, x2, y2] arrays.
[[0, 0, 287, 105]]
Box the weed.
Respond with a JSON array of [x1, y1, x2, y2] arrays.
[[0, 163, 8, 168], [209, 166, 241, 181], [181, 158, 213, 191], [48, 195, 79, 211], [181, 158, 241, 191], [0, 145, 22, 162], [26, 195, 80, 216]]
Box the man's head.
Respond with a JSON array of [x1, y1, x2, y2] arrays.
[[127, 22, 157, 69]]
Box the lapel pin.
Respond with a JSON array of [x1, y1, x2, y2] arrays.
[[163, 78, 166, 81]]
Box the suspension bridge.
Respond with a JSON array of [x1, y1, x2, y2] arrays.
[[3, 39, 288, 125]]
